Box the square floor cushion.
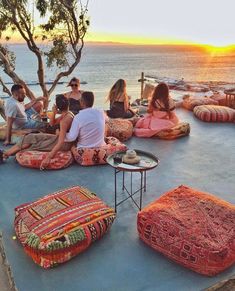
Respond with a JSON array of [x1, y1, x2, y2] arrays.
[[137, 185, 235, 276], [14, 186, 116, 268], [16, 150, 74, 170]]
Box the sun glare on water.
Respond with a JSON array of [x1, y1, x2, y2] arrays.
[[203, 44, 235, 55]]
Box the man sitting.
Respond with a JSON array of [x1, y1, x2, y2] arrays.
[[4, 84, 46, 145], [65, 91, 106, 148]]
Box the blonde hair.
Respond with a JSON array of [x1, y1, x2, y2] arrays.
[[107, 79, 128, 105]]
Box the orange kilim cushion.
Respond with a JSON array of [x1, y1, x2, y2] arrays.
[[105, 119, 133, 141], [137, 185, 235, 276], [154, 122, 190, 140], [193, 105, 235, 122], [14, 186, 116, 268], [71, 137, 127, 166], [16, 150, 74, 170], [182, 96, 219, 111]]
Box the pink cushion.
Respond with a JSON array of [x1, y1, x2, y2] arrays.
[[137, 185, 235, 276], [193, 105, 235, 122], [72, 137, 127, 166], [182, 96, 218, 111], [16, 151, 74, 170]]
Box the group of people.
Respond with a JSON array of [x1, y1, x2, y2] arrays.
[[0, 77, 179, 169]]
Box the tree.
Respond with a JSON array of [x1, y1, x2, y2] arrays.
[[0, 0, 89, 107]]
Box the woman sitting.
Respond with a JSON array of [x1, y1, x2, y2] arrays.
[[64, 77, 83, 115], [134, 82, 179, 137], [3, 94, 74, 169], [106, 79, 137, 119]]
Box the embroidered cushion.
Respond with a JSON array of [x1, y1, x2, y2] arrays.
[[137, 185, 235, 276], [0, 125, 32, 144], [71, 137, 127, 166], [154, 122, 190, 140], [105, 119, 133, 141], [14, 186, 116, 268], [193, 105, 235, 122], [16, 150, 73, 170], [182, 96, 218, 111]]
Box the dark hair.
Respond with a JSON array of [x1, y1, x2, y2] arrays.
[[150, 82, 170, 115], [56, 94, 69, 111], [81, 91, 94, 108], [68, 77, 80, 87], [11, 84, 24, 93]]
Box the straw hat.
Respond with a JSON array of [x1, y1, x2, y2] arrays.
[[123, 150, 140, 164]]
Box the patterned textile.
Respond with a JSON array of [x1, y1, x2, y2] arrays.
[[105, 119, 133, 141], [182, 96, 218, 111], [72, 136, 127, 166], [193, 105, 235, 122], [154, 122, 190, 140], [14, 186, 116, 268], [16, 150, 74, 170], [137, 185, 235, 276], [0, 125, 32, 144]]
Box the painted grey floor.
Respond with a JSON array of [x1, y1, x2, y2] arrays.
[[0, 108, 234, 291]]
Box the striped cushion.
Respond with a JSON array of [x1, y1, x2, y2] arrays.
[[72, 137, 127, 166], [154, 122, 190, 140], [193, 105, 235, 122], [137, 185, 235, 276], [16, 150, 74, 170], [105, 119, 133, 141], [182, 96, 218, 111], [14, 186, 115, 268]]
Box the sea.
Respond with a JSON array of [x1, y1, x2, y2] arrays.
[[1, 43, 235, 110]]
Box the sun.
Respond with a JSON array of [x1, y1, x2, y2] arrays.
[[203, 44, 235, 54]]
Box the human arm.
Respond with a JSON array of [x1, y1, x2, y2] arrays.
[[25, 97, 46, 110], [3, 117, 14, 145], [48, 104, 62, 126]]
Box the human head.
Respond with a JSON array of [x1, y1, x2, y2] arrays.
[[68, 77, 80, 90], [11, 84, 26, 102], [55, 94, 69, 112], [151, 82, 169, 110], [107, 79, 127, 103], [80, 91, 94, 109]]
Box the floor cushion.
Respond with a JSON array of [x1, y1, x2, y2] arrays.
[[14, 186, 116, 268], [182, 96, 218, 111], [193, 105, 235, 122], [137, 185, 235, 276], [0, 125, 32, 144], [105, 119, 133, 141], [16, 150, 74, 170], [71, 136, 127, 166], [210, 93, 227, 106], [154, 122, 190, 140]]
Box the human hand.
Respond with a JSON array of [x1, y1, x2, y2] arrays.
[[40, 156, 51, 170], [52, 104, 58, 114], [3, 140, 11, 146]]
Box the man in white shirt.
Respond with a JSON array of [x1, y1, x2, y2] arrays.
[[65, 91, 106, 148], [4, 84, 45, 145]]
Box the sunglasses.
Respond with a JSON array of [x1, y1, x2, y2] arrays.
[[70, 84, 78, 87]]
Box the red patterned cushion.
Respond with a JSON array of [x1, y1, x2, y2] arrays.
[[71, 137, 127, 166], [154, 122, 190, 140], [105, 119, 133, 141], [137, 185, 235, 276], [14, 186, 116, 268], [193, 105, 235, 122], [16, 150, 73, 170], [182, 96, 218, 111]]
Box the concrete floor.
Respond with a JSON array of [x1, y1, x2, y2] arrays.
[[0, 108, 235, 291]]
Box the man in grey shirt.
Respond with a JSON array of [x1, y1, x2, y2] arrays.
[[4, 84, 45, 145]]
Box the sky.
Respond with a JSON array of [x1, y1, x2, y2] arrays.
[[86, 0, 235, 46]]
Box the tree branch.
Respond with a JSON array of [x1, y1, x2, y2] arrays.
[[0, 77, 11, 96]]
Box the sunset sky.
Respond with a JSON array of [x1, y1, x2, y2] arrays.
[[87, 0, 235, 47]]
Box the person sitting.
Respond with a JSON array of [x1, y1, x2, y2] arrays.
[[4, 84, 46, 145], [134, 82, 179, 137], [64, 77, 83, 115], [65, 91, 106, 148], [106, 79, 137, 119], [3, 94, 74, 169]]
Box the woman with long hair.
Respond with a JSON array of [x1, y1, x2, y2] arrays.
[[64, 77, 83, 115], [106, 79, 137, 118], [3, 94, 74, 169], [134, 82, 179, 137]]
